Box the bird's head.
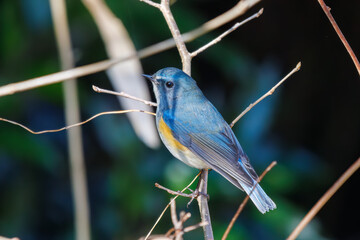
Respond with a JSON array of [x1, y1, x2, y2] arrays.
[[143, 67, 198, 109]]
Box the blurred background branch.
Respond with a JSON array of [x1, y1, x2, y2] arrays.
[[49, 0, 90, 240], [0, 0, 262, 98], [287, 157, 360, 240], [82, 0, 159, 148]]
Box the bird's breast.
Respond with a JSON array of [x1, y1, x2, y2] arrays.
[[157, 116, 210, 169]]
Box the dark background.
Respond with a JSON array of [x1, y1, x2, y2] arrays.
[[0, 0, 359, 239]]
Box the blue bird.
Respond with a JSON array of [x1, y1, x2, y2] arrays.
[[144, 67, 276, 214]]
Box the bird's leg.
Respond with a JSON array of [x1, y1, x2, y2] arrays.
[[186, 172, 210, 207]]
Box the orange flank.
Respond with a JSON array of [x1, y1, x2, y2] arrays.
[[158, 117, 187, 152]]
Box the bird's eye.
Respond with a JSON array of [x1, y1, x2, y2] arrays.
[[165, 81, 174, 88]]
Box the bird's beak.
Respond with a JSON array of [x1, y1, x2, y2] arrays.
[[143, 74, 158, 85]]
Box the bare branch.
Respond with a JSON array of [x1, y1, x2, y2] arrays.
[[0, 109, 155, 134], [287, 157, 360, 240], [196, 170, 213, 239], [317, 0, 360, 76], [93, 85, 158, 107], [139, 0, 262, 58], [222, 161, 277, 240], [191, 8, 264, 58], [159, 0, 192, 74], [155, 183, 196, 198], [0, 1, 262, 98], [140, 0, 161, 9], [170, 200, 184, 240], [183, 221, 208, 233], [83, 0, 159, 148], [230, 62, 301, 128], [144, 172, 201, 240]]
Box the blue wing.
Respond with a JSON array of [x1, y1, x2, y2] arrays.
[[162, 105, 276, 213], [161, 102, 258, 189]]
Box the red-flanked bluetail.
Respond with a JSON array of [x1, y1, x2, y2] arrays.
[[144, 68, 276, 214]]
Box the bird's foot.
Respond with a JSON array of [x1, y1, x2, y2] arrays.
[[186, 188, 209, 208]]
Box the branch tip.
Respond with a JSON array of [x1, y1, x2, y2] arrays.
[[257, 8, 264, 17], [92, 85, 100, 92]]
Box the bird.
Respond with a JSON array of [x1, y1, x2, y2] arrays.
[[143, 67, 276, 214]]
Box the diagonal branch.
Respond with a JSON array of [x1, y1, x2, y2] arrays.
[[230, 62, 301, 128], [287, 157, 360, 240], [191, 8, 263, 58], [317, 0, 360, 76]]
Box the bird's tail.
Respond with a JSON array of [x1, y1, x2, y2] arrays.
[[241, 182, 276, 214]]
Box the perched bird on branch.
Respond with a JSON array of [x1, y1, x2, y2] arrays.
[[144, 67, 276, 214]]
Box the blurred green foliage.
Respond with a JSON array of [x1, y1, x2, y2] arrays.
[[1, 0, 360, 240]]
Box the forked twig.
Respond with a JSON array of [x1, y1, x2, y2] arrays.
[[317, 0, 360, 76], [221, 161, 277, 240], [230, 62, 301, 128], [143, 172, 201, 240], [287, 157, 360, 240]]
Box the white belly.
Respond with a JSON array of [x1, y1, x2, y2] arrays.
[[165, 141, 210, 169]]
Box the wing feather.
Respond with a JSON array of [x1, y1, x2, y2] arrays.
[[162, 110, 255, 187]]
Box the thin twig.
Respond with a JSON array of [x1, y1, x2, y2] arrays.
[[155, 183, 196, 198], [0, 109, 155, 135], [222, 161, 277, 240], [287, 157, 360, 240], [93, 85, 157, 107], [144, 172, 201, 240], [179, 212, 192, 224], [230, 62, 301, 128], [183, 221, 208, 233], [191, 8, 263, 58], [317, 0, 360, 76]]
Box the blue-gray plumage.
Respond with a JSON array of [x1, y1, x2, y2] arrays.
[[144, 67, 276, 214]]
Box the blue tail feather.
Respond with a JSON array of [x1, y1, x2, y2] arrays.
[[241, 182, 276, 214]]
